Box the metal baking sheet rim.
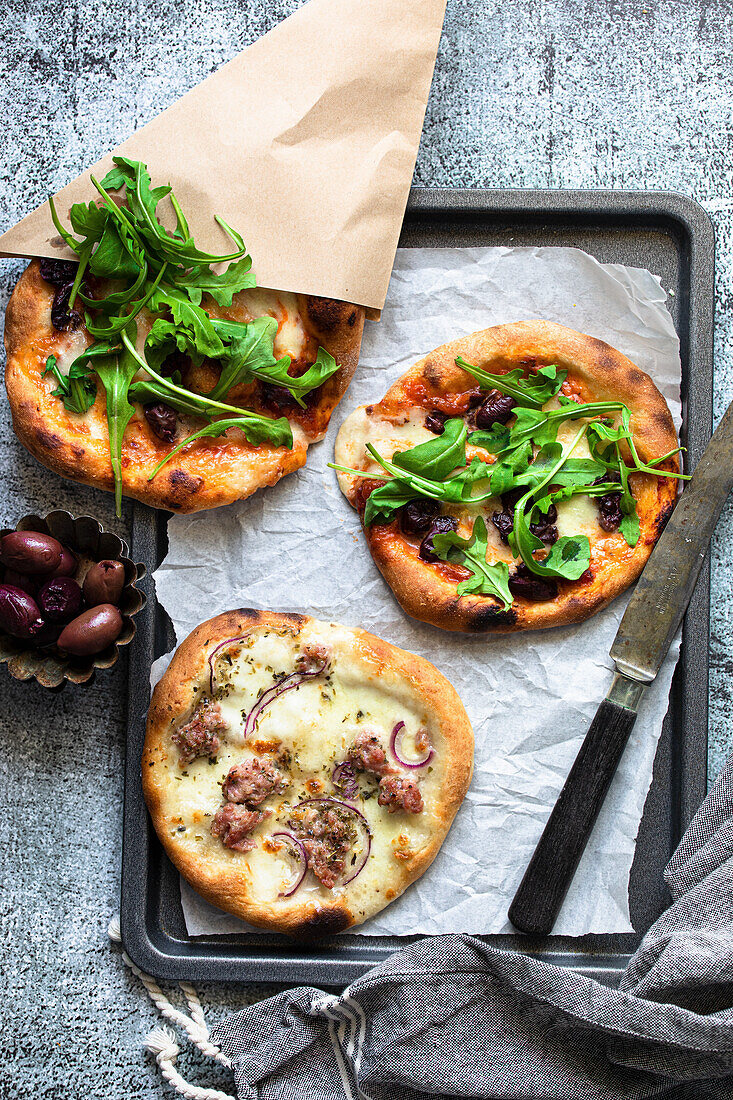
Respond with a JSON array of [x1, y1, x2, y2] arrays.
[[120, 187, 715, 986]]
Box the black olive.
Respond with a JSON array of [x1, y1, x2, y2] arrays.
[[144, 403, 178, 443], [491, 510, 514, 544], [508, 564, 559, 602], [0, 531, 63, 575], [419, 515, 458, 562], [598, 492, 623, 532], [39, 259, 78, 286], [475, 390, 516, 429], [0, 585, 45, 638], [51, 282, 83, 332], [530, 503, 559, 544], [501, 487, 525, 514], [37, 577, 83, 623], [424, 410, 447, 435], [83, 560, 126, 607], [57, 604, 123, 656], [160, 350, 192, 377], [400, 499, 441, 535]]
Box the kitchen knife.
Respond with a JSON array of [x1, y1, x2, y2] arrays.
[[508, 398, 733, 937]]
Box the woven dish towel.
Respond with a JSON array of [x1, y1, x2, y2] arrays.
[[115, 754, 733, 1099]]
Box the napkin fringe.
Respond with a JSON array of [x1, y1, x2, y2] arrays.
[[108, 916, 235, 1099]]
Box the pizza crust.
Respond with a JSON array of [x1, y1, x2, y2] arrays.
[[143, 608, 474, 937], [4, 261, 365, 512], [334, 321, 680, 634]]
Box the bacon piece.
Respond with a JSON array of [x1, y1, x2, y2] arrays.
[[172, 703, 225, 765], [222, 758, 288, 806], [289, 804, 355, 889], [378, 775, 424, 814], [348, 731, 394, 778], [211, 804, 268, 852]]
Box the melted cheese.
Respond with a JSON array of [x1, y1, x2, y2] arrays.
[[51, 328, 92, 376], [158, 621, 451, 917]]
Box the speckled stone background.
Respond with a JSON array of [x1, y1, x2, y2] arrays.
[[1, 0, 733, 1095]]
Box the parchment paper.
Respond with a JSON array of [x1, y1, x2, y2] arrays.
[[152, 245, 683, 937], [0, 0, 446, 311]]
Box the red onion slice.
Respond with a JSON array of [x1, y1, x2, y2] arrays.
[[208, 635, 248, 694], [389, 721, 435, 769], [332, 761, 359, 800], [243, 657, 328, 737], [293, 798, 372, 886], [272, 831, 308, 897]]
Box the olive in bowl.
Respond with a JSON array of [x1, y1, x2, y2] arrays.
[[0, 510, 146, 688]]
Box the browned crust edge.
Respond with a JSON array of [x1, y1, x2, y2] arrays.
[[142, 608, 474, 937], [4, 263, 365, 513], [335, 320, 680, 634]]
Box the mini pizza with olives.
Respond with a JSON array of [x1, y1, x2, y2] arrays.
[[4, 158, 364, 514], [143, 608, 473, 937], [333, 320, 681, 633]]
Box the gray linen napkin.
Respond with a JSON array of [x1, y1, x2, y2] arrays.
[[212, 758, 733, 1100]]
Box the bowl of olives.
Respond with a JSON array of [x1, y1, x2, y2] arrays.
[[0, 510, 145, 687]]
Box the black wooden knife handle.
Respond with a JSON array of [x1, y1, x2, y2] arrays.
[[508, 698, 638, 937]]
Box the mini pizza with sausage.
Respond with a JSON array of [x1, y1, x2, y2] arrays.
[[333, 321, 681, 633], [143, 609, 474, 937], [4, 158, 364, 514]]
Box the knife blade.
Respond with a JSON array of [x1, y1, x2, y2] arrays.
[[508, 398, 733, 937]]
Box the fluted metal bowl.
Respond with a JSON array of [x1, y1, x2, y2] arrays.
[[0, 510, 146, 688]]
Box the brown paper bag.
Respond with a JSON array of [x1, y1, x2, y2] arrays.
[[0, 0, 446, 311]]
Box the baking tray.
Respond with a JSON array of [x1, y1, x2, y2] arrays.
[[122, 187, 715, 985]]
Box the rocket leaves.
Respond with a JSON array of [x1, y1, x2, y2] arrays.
[[44, 158, 338, 514], [432, 517, 513, 604], [331, 361, 686, 600], [455, 357, 567, 408]]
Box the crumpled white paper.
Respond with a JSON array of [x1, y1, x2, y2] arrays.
[[152, 246, 682, 937]]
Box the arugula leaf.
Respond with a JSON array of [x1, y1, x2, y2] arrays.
[[100, 158, 247, 265], [148, 416, 292, 481], [391, 418, 468, 480], [362, 481, 420, 525], [206, 316, 284, 398], [43, 355, 97, 415], [147, 284, 225, 359], [172, 256, 256, 307], [509, 424, 594, 579], [121, 333, 292, 446], [432, 517, 513, 604], [88, 218, 141, 280], [455, 358, 567, 408], [92, 341, 140, 515]]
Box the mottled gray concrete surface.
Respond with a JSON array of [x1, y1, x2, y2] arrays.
[[2, 0, 733, 1096]]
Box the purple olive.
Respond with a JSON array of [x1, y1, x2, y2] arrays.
[[475, 390, 516, 429], [598, 492, 623, 532], [57, 604, 123, 656], [3, 570, 38, 596], [0, 531, 63, 575], [144, 403, 178, 443], [400, 499, 441, 536], [83, 560, 125, 607], [39, 258, 78, 286], [491, 511, 514, 544], [51, 282, 83, 332], [530, 503, 559, 545], [424, 410, 447, 435], [419, 515, 458, 563], [508, 564, 559, 602], [38, 577, 83, 623], [49, 546, 78, 578], [0, 584, 45, 638]]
